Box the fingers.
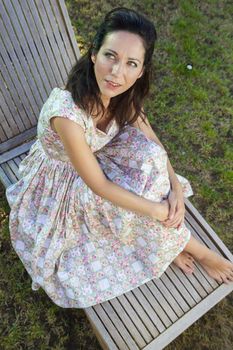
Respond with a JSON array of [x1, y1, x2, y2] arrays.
[[162, 195, 185, 228], [165, 207, 185, 226], [163, 216, 184, 228], [168, 202, 176, 220], [164, 212, 184, 226]]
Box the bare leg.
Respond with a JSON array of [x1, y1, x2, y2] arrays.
[[182, 235, 233, 284]]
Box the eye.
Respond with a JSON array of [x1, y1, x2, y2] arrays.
[[105, 52, 115, 59], [128, 61, 138, 68], [104, 53, 138, 67]]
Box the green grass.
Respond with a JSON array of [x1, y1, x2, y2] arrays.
[[1, 0, 233, 349]]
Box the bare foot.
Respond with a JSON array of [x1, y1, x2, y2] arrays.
[[173, 251, 195, 274], [199, 250, 233, 284]]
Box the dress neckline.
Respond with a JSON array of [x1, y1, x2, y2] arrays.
[[91, 117, 115, 136], [56, 87, 115, 136]]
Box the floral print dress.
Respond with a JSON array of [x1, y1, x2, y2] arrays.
[[6, 87, 194, 308]]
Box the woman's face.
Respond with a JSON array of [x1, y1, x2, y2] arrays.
[[91, 30, 145, 107]]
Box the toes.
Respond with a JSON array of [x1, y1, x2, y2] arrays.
[[220, 272, 230, 285], [181, 265, 193, 274], [222, 276, 229, 284], [214, 272, 223, 284], [217, 276, 223, 284], [226, 271, 233, 282], [227, 269, 233, 278], [184, 252, 193, 259], [185, 263, 195, 273], [186, 261, 194, 270]]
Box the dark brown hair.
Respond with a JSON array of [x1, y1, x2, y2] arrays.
[[65, 7, 157, 129]]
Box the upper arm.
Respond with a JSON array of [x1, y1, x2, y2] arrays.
[[132, 111, 165, 150], [51, 117, 107, 195]]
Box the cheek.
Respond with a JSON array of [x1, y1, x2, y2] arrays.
[[95, 58, 111, 76], [125, 71, 140, 85]]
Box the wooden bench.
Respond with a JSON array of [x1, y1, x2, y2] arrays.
[[1, 1, 232, 349]]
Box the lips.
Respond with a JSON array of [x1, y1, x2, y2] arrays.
[[105, 79, 121, 87]]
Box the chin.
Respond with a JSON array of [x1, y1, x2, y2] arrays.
[[101, 89, 119, 99]]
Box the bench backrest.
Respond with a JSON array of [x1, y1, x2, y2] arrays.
[[0, 0, 80, 154]]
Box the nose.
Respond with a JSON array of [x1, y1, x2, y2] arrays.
[[111, 61, 124, 76]]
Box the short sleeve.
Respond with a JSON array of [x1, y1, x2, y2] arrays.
[[41, 87, 87, 132]]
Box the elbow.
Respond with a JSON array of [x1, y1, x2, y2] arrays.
[[92, 179, 109, 198]]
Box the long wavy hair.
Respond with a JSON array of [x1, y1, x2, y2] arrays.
[[65, 7, 157, 129]]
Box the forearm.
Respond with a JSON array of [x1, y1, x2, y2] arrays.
[[97, 179, 160, 218], [166, 157, 182, 191]]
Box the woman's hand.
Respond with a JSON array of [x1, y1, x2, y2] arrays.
[[151, 199, 170, 221], [161, 187, 185, 229]]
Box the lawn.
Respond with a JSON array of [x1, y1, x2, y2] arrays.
[[0, 0, 232, 349]]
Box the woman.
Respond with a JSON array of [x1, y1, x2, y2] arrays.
[[6, 7, 233, 308]]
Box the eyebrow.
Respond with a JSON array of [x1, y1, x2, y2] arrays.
[[106, 49, 142, 63]]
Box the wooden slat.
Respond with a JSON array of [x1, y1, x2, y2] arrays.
[[0, 128, 37, 155], [166, 263, 201, 308], [0, 0, 81, 144], [109, 298, 147, 348], [163, 266, 199, 306], [143, 279, 181, 322], [143, 283, 233, 350], [185, 198, 233, 261], [35, 0, 68, 82], [116, 293, 153, 343], [17, 0, 49, 100], [155, 273, 189, 315], [13, 157, 23, 167], [85, 307, 119, 350], [121, 290, 159, 338], [27, 0, 63, 87], [0, 67, 30, 136], [21, 0, 57, 90], [57, 0, 80, 60], [10, 0, 50, 101], [7, 159, 20, 179], [51, 0, 77, 64], [0, 140, 35, 165], [44, 0, 73, 72], [0, 88, 19, 138], [0, 105, 8, 141], [1, 162, 18, 184], [101, 302, 140, 350], [135, 283, 174, 328], [0, 2, 40, 121], [170, 262, 209, 299], [92, 304, 129, 350], [0, 167, 12, 188]]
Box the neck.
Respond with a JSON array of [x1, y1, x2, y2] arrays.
[[101, 96, 110, 109]]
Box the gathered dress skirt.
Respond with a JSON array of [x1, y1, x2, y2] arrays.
[[6, 125, 194, 308]]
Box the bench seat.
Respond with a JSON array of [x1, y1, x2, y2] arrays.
[[1, 140, 232, 350]]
